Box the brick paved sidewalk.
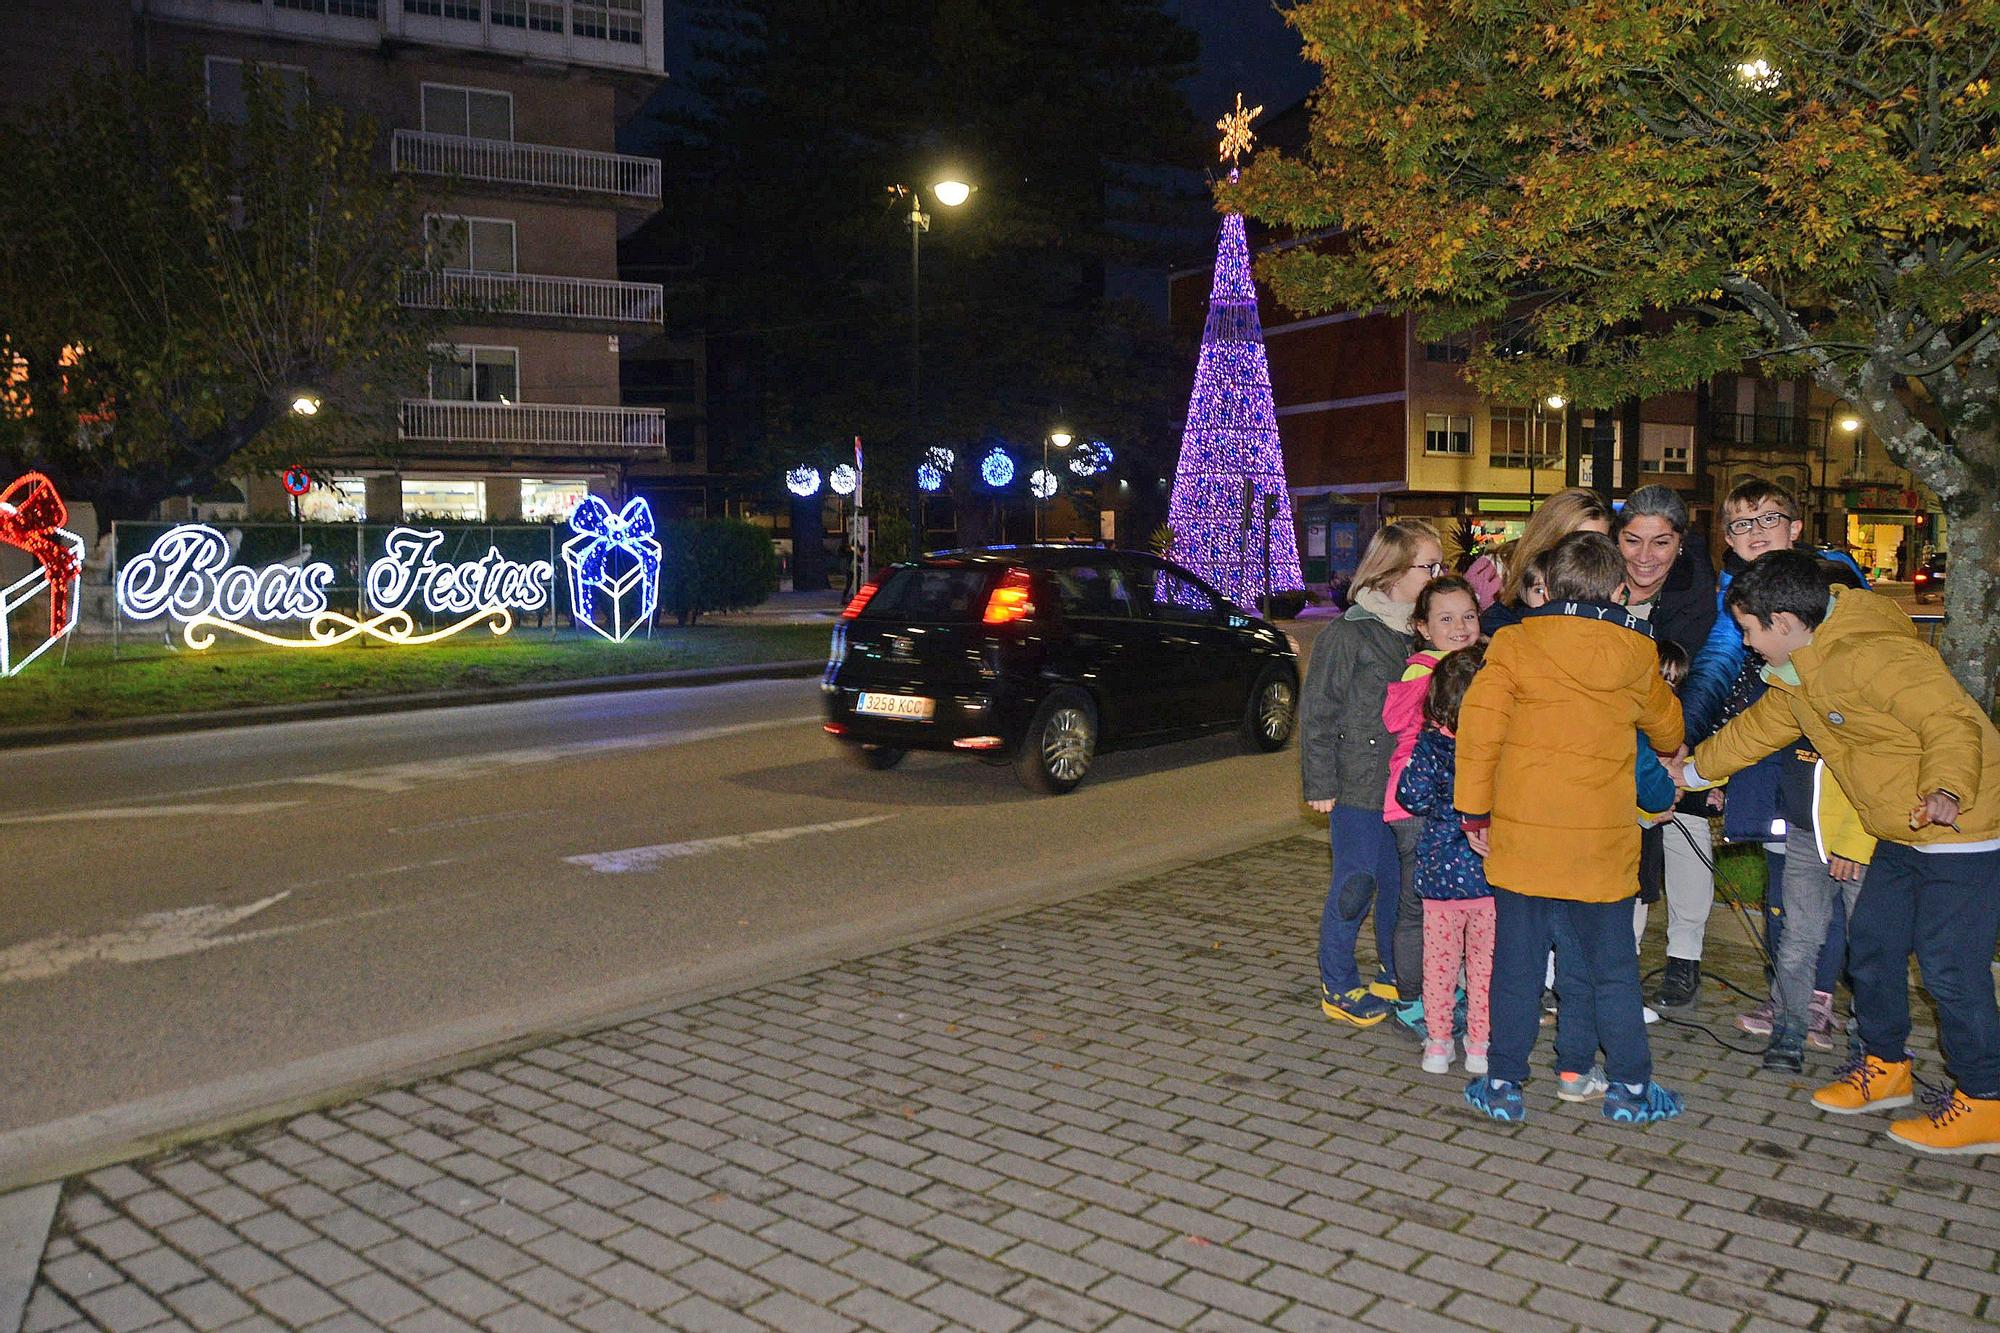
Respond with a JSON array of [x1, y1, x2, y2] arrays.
[[20, 836, 1996, 1333]]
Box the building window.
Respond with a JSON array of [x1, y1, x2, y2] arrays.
[[293, 476, 368, 522], [1575, 419, 1624, 488], [404, 0, 481, 20], [431, 346, 519, 403], [1490, 406, 1561, 470], [402, 479, 486, 521], [573, 0, 644, 43], [420, 83, 513, 141], [425, 214, 516, 274], [521, 479, 589, 521], [665, 419, 701, 467], [623, 357, 697, 406], [204, 56, 309, 125], [274, 0, 380, 16], [1423, 413, 1472, 456], [1423, 330, 1472, 364], [491, 0, 564, 31], [1642, 422, 1694, 475]]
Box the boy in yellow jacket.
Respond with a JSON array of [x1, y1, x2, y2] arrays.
[[1682, 549, 2000, 1154], [1456, 533, 1684, 1124]]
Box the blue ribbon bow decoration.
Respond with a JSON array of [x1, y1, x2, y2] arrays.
[[562, 496, 661, 639]]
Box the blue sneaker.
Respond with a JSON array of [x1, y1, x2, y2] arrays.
[[1321, 984, 1390, 1027], [1464, 1077, 1525, 1123], [1388, 997, 1426, 1042], [1603, 1080, 1683, 1124]]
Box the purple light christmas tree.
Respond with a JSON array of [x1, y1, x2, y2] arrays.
[[1167, 97, 1302, 610]]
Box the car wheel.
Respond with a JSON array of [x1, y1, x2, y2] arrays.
[[1241, 664, 1298, 752], [846, 743, 906, 771], [1015, 688, 1097, 795]]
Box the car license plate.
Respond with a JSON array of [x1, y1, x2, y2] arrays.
[[856, 693, 935, 721]]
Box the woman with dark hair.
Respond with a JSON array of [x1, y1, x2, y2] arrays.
[[1614, 484, 1718, 1011]]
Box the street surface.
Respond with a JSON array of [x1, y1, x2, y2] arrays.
[[17, 836, 1987, 1333], [0, 646, 1316, 1176]]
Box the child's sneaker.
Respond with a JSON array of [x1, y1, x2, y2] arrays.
[[1421, 1040, 1453, 1074], [1464, 1077, 1525, 1123], [1389, 998, 1427, 1043], [1805, 990, 1837, 1051], [1761, 1030, 1805, 1074], [1556, 1067, 1608, 1102], [1463, 1043, 1489, 1076], [1603, 1081, 1683, 1124], [1811, 1053, 1914, 1114], [1888, 1088, 2000, 1156], [1320, 983, 1389, 1027], [1367, 968, 1400, 1002], [1734, 997, 1775, 1037]]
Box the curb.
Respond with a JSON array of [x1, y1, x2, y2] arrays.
[[0, 658, 826, 751]]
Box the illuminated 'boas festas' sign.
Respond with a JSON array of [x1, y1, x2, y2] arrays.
[[116, 523, 554, 649]]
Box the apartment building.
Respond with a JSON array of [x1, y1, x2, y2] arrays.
[[12, 0, 674, 524]]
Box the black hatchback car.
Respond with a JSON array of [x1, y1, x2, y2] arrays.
[[822, 546, 1300, 794]]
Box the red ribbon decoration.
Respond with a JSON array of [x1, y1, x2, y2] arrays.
[[0, 472, 82, 638]]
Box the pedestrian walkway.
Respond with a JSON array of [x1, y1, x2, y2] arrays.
[[18, 836, 1993, 1333]]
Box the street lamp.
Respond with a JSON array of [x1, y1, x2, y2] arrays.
[[892, 177, 975, 550], [1529, 394, 1567, 507], [290, 393, 321, 416], [1039, 427, 1072, 540]]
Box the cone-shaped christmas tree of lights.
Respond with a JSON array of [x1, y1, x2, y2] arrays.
[[1167, 108, 1302, 610]]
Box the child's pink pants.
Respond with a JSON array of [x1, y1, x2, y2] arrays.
[[1423, 898, 1495, 1046]]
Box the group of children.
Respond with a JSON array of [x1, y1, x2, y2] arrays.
[[1300, 480, 2000, 1153]]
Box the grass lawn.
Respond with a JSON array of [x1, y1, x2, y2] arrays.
[[0, 623, 833, 728]]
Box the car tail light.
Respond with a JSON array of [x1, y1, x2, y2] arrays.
[[952, 736, 1005, 750], [982, 568, 1037, 625], [840, 582, 879, 619], [823, 722, 847, 735]]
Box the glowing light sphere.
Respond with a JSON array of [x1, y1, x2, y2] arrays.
[[917, 463, 944, 493], [828, 464, 857, 496], [1029, 468, 1058, 500], [925, 446, 955, 472], [786, 466, 822, 497], [980, 449, 1015, 488], [1069, 439, 1113, 477]]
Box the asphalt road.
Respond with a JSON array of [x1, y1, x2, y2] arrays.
[[0, 643, 1321, 1182]]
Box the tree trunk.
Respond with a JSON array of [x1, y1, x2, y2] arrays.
[[1940, 499, 2000, 713]]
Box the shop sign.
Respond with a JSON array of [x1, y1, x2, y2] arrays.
[[116, 523, 554, 649]]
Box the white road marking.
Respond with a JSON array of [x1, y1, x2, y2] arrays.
[[0, 893, 292, 984], [564, 815, 893, 874], [0, 800, 304, 826]]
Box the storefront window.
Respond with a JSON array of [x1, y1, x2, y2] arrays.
[[402, 478, 486, 520], [294, 476, 367, 522], [521, 479, 589, 522]]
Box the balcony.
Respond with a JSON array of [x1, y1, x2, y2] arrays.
[[402, 270, 663, 325], [1709, 412, 1825, 451], [400, 400, 666, 450], [393, 130, 660, 202]]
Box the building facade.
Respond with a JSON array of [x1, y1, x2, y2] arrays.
[[14, 0, 674, 524]]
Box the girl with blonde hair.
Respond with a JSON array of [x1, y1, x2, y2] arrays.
[[1301, 518, 1445, 1025]]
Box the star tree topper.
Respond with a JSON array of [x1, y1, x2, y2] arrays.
[[1217, 92, 1261, 166]]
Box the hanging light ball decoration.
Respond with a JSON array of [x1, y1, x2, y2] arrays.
[[980, 448, 1015, 488], [1029, 468, 1058, 500], [916, 462, 945, 493], [785, 466, 823, 497], [828, 463, 857, 496], [1068, 439, 1113, 477]]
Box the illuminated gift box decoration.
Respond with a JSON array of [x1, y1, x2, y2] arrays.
[[0, 472, 85, 678], [562, 496, 660, 642]]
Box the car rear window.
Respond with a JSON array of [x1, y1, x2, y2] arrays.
[[859, 566, 995, 621]]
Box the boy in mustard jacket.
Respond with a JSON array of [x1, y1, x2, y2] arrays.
[[1456, 533, 1685, 1123], [1683, 549, 2000, 1154]]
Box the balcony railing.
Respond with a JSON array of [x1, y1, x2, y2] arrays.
[[402, 270, 663, 324], [1709, 412, 1825, 450], [400, 400, 666, 449], [392, 129, 660, 201]]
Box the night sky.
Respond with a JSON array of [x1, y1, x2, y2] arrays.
[[1174, 0, 1317, 128]]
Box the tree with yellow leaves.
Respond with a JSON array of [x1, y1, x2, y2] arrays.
[[1232, 1, 2000, 703]]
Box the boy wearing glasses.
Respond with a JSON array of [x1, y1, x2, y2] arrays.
[[1680, 481, 1870, 1061]]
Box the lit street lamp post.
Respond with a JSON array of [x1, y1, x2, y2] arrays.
[[891, 178, 973, 553], [1039, 427, 1071, 541]]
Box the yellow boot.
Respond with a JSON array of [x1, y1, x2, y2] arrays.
[[1810, 1054, 1913, 1114], [1889, 1090, 2000, 1156]]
